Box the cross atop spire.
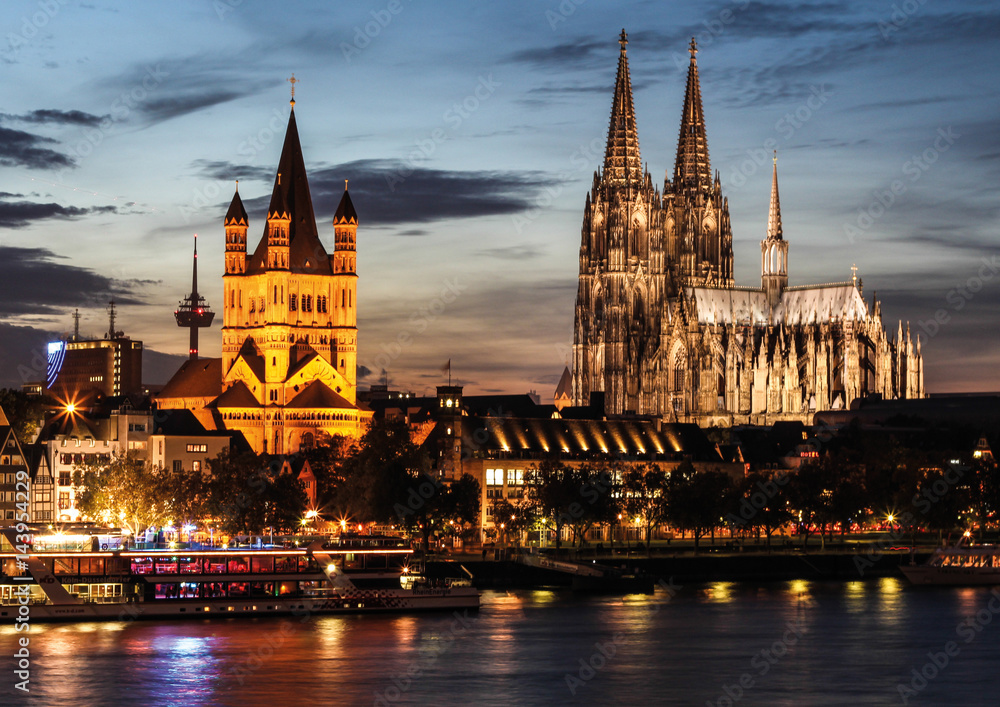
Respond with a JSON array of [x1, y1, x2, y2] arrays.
[[287, 74, 299, 105], [673, 36, 711, 192], [767, 150, 783, 241], [602, 29, 642, 185]]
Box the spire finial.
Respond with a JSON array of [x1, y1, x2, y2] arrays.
[[287, 73, 299, 105], [689, 37, 697, 60], [344, 179, 348, 191], [851, 263, 858, 284], [773, 149, 777, 166], [235, 179, 239, 192], [619, 29, 628, 50]]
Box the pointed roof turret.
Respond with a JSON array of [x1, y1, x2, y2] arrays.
[[602, 29, 642, 185], [334, 181, 358, 225], [767, 152, 783, 241], [225, 183, 248, 225], [246, 105, 331, 275], [673, 38, 712, 191]]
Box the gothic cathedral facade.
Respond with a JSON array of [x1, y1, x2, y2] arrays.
[[572, 33, 924, 426]]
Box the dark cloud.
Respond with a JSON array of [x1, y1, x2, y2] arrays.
[[0, 127, 74, 169], [506, 39, 608, 70], [189, 159, 272, 183], [0, 246, 153, 317], [102, 61, 279, 124], [0, 193, 118, 229], [476, 245, 546, 261], [395, 229, 430, 237], [215, 159, 557, 226], [1, 109, 108, 127]]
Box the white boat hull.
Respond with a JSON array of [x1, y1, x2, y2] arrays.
[[2, 587, 480, 623]]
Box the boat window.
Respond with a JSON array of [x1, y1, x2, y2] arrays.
[[155, 558, 179, 575], [345, 553, 363, 570], [131, 557, 154, 575], [53, 557, 78, 575], [250, 581, 274, 597], [205, 557, 227, 574], [275, 556, 297, 573], [251, 556, 274, 573], [366, 554, 387, 569], [203, 582, 227, 598], [228, 582, 249, 597], [79, 557, 105, 575], [228, 557, 250, 574], [180, 558, 203, 574], [154, 584, 182, 600], [277, 582, 297, 596], [298, 556, 312, 572], [178, 583, 199, 599]]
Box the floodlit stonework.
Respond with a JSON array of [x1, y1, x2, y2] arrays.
[[572, 33, 924, 425]]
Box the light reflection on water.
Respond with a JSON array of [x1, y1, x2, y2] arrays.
[[3, 580, 1000, 706]]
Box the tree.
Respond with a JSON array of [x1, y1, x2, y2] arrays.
[[732, 471, 794, 550], [623, 463, 668, 551], [786, 459, 835, 549], [331, 418, 428, 524], [525, 460, 581, 551], [490, 496, 533, 548], [665, 461, 735, 553], [74, 452, 169, 537], [401, 472, 481, 554], [0, 389, 49, 443], [204, 450, 307, 536]]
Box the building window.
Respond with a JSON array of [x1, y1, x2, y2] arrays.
[[186, 444, 208, 453], [486, 468, 503, 499], [172, 460, 182, 473], [58, 492, 70, 510], [58, 472, 71, 486], [289, 294, 297, 311], [192, 460, 201, 472]]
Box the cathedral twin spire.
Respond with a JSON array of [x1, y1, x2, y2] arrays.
[[673, 38, 712, 192], [602, 30, 643, 185]]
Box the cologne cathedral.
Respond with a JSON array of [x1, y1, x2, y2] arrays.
[[158, 95, 371, 453], [571, 32, 924, 426]]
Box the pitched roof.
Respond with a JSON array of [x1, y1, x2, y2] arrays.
[[673, 38, 712, 192], [554, 367, 573, 400], [225, 188, 248, 225], [214, 381, 262, 409], [0, 405, 8, 427], [334, 188, 358, 225], [246, 107, 332, 276], [603, 30, 642, 185], [158, 358, 223, 400], [286, 381, 354, 409]]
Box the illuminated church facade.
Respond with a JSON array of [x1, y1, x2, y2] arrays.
[[572, 33, 924, 426], [158, 98, 371, 453]]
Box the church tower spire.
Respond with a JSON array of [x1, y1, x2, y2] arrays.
[[761, 152, 788, 309], [602, 29, 642, 185], [673, 38, 711, 192]]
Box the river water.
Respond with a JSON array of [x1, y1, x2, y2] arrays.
[[3, 577, 1000, 706]]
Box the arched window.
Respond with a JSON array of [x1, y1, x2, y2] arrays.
[[301, 432, 315, 450]]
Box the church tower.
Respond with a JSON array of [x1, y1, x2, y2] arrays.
[[663, 39, 733, 289], [761, 154, 788, 308], [572, 30, 662, 414], [213, 93, 368, 454]]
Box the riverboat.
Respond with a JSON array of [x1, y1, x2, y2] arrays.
[[900, 539, 1000, 586], [0, 528, 479, 622]]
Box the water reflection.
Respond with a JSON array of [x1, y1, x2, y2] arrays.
[[5, 582, 1000, 706]]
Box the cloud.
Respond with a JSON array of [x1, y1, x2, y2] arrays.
[[190, 159, 272, 183], [0, 127, 74, 169], [0, 246, 154, 317], [0, 192, 118, 228], [1, 109, 108, 127], [475, 245, 546, 261], [395, 228, 430, 237], [210, 159, 558, 227]]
